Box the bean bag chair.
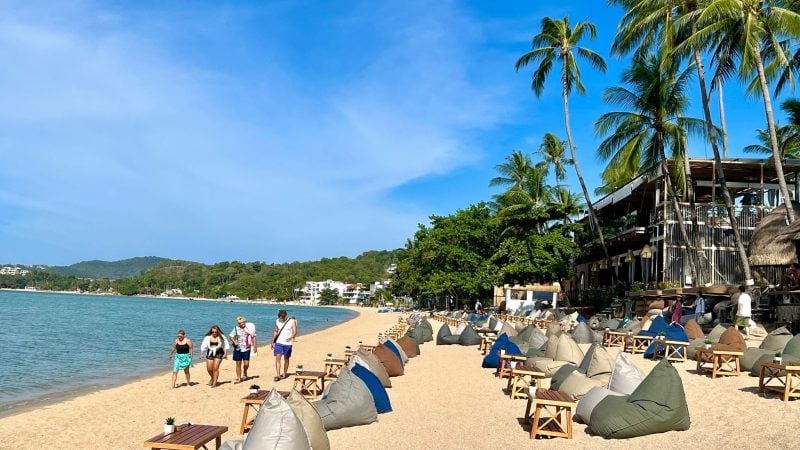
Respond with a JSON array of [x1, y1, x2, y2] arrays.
[[549, 364, 580, 391], [493, 318, 505, 332], [534, 334, 584, 376], [527, 328, 548, 350], [354, 350, 391, 388], [482, 334, 522, 369], [546, 321, 562, 337], [500, 321, 518, 337], [686, 338, 708, 360], [707, 324, 728, 341], [589, 360, 690, 439], [351, 362, 392, 414], [711, 327, 746, 352], [373, 344, 404, 377], [407, 326, 426, 345], [386, 339, 409, 364], [454, 322, 468, 335], [514, 321, 527, 332], [607, 352, 646, 395], [313, 368, 378, 430], [512, 325, 536, 345], [550, 344, 614, 395], [683, 319, 704, 340], [761, 326, 794, 351], [559, 370, 606, 400], [637, 315, 667, 337], [286, 389, 331, 450], [572, 322, 595, 344], [750, 333, 800, 376], [577, 314, 587, 323], [458, 326, 482, 346], [487, 316, 498, 330], [575, 387, 626, 425], [644, 323, 689, 359], [418, 318, 434, 342], [397, 335, 420, 357], [606, 318, 620, 330], [620, 319, 641, 334], [436, 324, 453, 345], [235, 389, 311, 449], [527, 334, 560, 367]]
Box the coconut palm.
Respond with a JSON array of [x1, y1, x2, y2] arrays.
[[536, 133, 572, 188], [489, 150, 533, 191], [743, 124, 800, 158], [515, 16, 612, 270], [550, 187, 585, 225], [595, 52, 703, 283], [493, 164, 553, 235], [684, 0, 800, 223]]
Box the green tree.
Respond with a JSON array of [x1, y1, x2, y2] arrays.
[[515, 16, 612, 274], [536, 133, 572, 188], [489, 150, 533, 191], [318, 288, 340, 305]]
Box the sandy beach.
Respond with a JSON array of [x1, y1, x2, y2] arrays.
[[2, 310, 798, 449]]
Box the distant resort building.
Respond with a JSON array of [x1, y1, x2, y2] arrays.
[[299, 278, 392, 305], [160, 288, 183, 297], [0, 266, 30, 276]]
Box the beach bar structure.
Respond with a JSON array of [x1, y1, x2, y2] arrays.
[[567, 158, 800, 302], [493, 283, 560, 311]]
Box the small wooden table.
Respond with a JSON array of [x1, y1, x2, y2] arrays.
[[759, 361, 800, 401], [664, 340, 689, 362], [359, 344, 377, 353], [629, 335, 653, 354], [696, 348, 743, 378], [498, 353, 527, 379], [293, 371, 326, 399], [604, 331, 627, 348], [324, 358, 347, 378], [144, 424, 227, 450], [534, 319, 552, 330], [476, 328, 498, 336], [343, 349, 355, 362], [507, 368, 545, 399], [524, 390, 577, 440], [239, 390, 290, 434], [480, 335, 496, 355]]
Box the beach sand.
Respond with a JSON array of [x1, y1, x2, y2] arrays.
[[2, 310, 798, 449]]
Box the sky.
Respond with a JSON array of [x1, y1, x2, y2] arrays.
[[0, 0, 789, 266]]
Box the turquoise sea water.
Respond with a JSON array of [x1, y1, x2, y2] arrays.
[[0, 290, 357, 416]]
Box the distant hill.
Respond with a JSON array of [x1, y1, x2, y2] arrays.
[[47, 256, 171, 279]]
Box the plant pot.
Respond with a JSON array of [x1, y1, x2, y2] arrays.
[[510, 361, 517, 370], [774, 357, 783, 364], [164, 424, 175, 434], [528, 386, 537, 397], [704, 344, 711, 350], [250, 389, 258, 395]]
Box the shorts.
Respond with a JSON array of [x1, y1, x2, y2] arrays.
[[206, 348, 224, 359], [736, 315, 751, 327], [233, 348, 251, 361], [274, 343, 293, 358]]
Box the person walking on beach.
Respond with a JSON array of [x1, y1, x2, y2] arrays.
[[168, 329, 194, 389], [200, 325, 229, 387], [670, 297, 683, 324], [736, 285, 752, 340], [271, 310, 297, 382], [688, 290, 706, 323], [229, 316, 257, 383]]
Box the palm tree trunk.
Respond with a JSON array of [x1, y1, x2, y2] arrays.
[[754, 50, 796, 223], [692, 46, 752, 283], [660, 149, 698, 285], [682, 140, 709, 284], [561, 62, 614, 283], [718, 82, 730, 159]]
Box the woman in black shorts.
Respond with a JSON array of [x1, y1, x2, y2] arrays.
[[200, 325, 229, 387]]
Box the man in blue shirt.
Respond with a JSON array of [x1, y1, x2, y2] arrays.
[[688, 290, 706, 323]]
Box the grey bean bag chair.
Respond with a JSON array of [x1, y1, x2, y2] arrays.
[[437, 324, 455, 345], [589, 360, 690, 439], [741, 327, 793, 371], [418, 318, 434, 342], [458, 325, 482, 346], [550, 344, 614, 398], [750, 333, 800, 376], [572, 322, 595, 344], [407, 325, 426, 345], [576, 387, 626, 424], [222, 389, 311, 450], [313, 368, 378, 430]]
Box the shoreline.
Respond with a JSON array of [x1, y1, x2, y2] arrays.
[[0, 295, 361, 419]]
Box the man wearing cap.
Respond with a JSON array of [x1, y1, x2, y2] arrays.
[[229, 316, 257, 383]]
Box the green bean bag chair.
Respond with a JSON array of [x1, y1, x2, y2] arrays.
[[589, 360, 690, 439], [750, 333, 800, 376]]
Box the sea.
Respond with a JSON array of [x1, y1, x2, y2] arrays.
[[0, 290, 357, 417]]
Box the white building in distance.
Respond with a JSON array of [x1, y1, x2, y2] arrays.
[[0, 266, 30, 276]]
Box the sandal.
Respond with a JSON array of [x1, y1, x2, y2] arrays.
[[274, 376, 281, 382]]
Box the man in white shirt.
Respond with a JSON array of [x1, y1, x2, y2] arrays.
[[271, 309, 297, 381], [736, 285, 752, 339], [229, 316, 256, 383], [475, 300, 483, 315]]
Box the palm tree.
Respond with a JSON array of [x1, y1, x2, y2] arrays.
[[743, 124, 800, 158], [489, 150, 533, 191], [550, 187, 585, 225], [536, 133, 572, 188], [685, 0, 800, 223], [493, 164, 553, 235], [595, 52, 704, 283], [515, 16, 612, 270]]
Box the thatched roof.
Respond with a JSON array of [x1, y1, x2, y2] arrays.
[[749, 202, 800, 266]]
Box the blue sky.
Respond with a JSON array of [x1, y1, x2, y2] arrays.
[[0, 0, 788, 265]]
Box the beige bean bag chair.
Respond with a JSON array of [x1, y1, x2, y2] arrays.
[[353, 350, 391, 388], [221, 389, 310, 450], [533, 334, 584, 376], [287, 389, 330, 450]]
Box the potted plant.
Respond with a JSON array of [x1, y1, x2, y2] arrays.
[[345, 345, 352, 353], [326, 353, 333, 361], [249, 384, 260, 395], [510, 361, 517, 371], [499, 347, 506, 357], [528, 379, 537, 397], [774, 352, 783, 364], [657, 331, 667, 342], [164, 417, 175, 434], [704, 338, 712, 350], [296, 363, 304, 373]]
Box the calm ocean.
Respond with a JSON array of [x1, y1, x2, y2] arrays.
[[0, 290, 357, 416]]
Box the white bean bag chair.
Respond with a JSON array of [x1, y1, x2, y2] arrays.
[[607, 352, 646, 395], [312, 368, 378, 430]]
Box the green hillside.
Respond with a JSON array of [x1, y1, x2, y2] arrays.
[[47, 256, 171, 279]]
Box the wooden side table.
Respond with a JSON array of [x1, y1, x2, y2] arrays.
[[629, 335, 653, 354], [359, 344, 377, 353], [696, 348, 743, 378], [604, 331, 627, 348], [144, 424, 228, 450], [524, 390, 577, 440], [323, 359, 347, 381], [293, 371, 326, 399], [480, 336, 495, 355], [759, 361, 800, 401], [498, 354, 527, 379], [664, 340, 689, 362], [239, 391, 289, 434], [507, 369, 545, 399]]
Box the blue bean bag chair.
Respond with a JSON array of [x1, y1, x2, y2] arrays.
[[577, 314, 587, 323], [383, 340, 405, 367], [644, 322, 689, 359], [637, 315, 668, 337], [482, 334, 522, 368], [351, 362, 392, 414]]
